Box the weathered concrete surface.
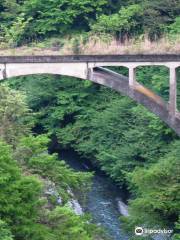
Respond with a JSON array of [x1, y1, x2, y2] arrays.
[[169, 67, 177, 115], [0, 64, 5, 80], [5, 63, 87, 79], [0, 54, 180, 63], [91, 67, 180, 136]]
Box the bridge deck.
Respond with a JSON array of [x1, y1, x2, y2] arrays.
[[0, 54, 180, 63]]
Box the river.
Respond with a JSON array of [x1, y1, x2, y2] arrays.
[[60, 150, 129, 240]]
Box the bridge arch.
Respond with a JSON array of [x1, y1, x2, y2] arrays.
[[0, 55, 180, 136]]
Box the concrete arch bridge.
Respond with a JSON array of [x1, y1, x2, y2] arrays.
[[0, 55, 180, 135]]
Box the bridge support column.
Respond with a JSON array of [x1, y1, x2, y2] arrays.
[[0, 64, 6, 80], [129, 67, 136, 87], [169, 67, 177, 116]]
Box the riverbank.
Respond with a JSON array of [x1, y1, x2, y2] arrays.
[[59, 149, 130, 240]]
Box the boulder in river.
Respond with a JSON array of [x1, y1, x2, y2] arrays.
[[117, 199, 129, 217]]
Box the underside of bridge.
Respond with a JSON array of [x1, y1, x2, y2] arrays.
[[90, 67, 180, 136]]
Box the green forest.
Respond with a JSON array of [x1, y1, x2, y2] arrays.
[[0, 1, 180, 240]]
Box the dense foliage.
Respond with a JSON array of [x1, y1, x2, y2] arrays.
[[7, 65, 180, 239], [0, 0, 179, 45], [0, 85, 106, 239]]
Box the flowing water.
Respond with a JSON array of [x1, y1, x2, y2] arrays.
[[61, 150, 129, 240]]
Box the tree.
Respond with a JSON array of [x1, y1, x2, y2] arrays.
[[141, 0, 180, 40], [0, 85, 32, 146], [0, 141, 47, 240], [47, 206, 103, 240], [169, 16, 180, 35], [0, 220, 13, 240], [3, 13, 32, 47], [125, 140, 180, 233], [91, 4, 143, 41], [0, 0, 21, 24], [14, 134, 93, 198], [173, 218, 180, 240], [22, 0, 108, 38]]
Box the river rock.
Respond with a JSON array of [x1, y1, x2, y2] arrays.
[[67, 199, 84, 215], [117, 199, 129, 216]]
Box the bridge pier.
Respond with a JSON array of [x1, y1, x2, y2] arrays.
[[0, 64, 5, 80], [169, 67, 177, 116], [129, 67, 136, 87]]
